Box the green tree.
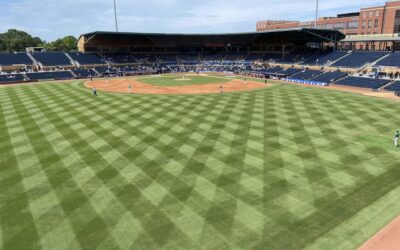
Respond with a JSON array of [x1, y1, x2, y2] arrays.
[[0, 29, 44, 52], [45, 36, 77, 51]]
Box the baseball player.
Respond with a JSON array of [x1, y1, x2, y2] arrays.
[[394, 130, 400, 148]]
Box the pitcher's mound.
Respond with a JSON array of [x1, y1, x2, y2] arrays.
[[175, 78, 192, 81]]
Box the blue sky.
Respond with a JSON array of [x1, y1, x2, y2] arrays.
[[0, 0, 387, 41]]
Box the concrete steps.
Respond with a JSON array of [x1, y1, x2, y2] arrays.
[[324, 52, 351, 67]]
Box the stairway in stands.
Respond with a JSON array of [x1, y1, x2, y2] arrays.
[[64, 53, 78, 67], [325, 52, 351, 67], [370, 53, 392, 67], [27, 53, 42, 70], [379, 80, 398, 91]]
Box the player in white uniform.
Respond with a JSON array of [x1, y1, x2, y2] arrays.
[[394, 131, 400, 148]]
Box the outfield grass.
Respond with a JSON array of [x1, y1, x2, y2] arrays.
[[1, 79, 400, 249], [136, 74, 230, 86]]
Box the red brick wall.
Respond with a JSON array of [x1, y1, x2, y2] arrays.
[[257, 1, 400, 36]]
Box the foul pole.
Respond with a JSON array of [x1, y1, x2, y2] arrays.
[[113, 0, 119, 32], [314, 0, 320, 29]]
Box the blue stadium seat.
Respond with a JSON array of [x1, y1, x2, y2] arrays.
[[384, 81, 400, 92], [157, 55, 178, 64], [376, 52, 400, 67], [72, 68, 98, 78], [0, 74, 25, 83], [335, 76, 390, 89], [302, 51, 347, 65], [105, 53, 137, 64], [26, 71, 74, 80], [0, 53, 33, 66], [179, 55, 199, 64], [68, 52, 104, 65], [281, 68, 301, 76], [312, 71, 347, 83], [95, 66, 118, 75], [289, 69, 323, 80], [31, 52, 72, 66], [332, 52, 388, 68]]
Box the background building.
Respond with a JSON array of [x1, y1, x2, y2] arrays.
[[257, 0, 400, 50]]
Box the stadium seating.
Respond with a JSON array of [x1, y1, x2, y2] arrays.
[[245, 54, 265, 62], [0, 74, 25, 83], [179, 55, 198, 64], [95, 66, 114, 74], [105, 53, 136, 64], [375, 52, 400, 67], [224, 53, 246, 62], [26, 71, 74, 80], [332, 52, 388, 68], [281, 67, 301, 76], [312, 71, 347, 83], [302, 51, 348, 65], [31, 52, 72, 66], [0, 53, 33, 66], [289, 69, 323, 80], [157, 55, 178, 64], [68, 52, 104, 65], [71, 68, 98, 78], [335, 76, 390, 89], [134, 54, 158, 63], [301, 51, 331, 65], [384, 81, 400, 92]]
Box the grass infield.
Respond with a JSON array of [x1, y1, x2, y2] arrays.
[[1, 77, 400, 249], [135, 74, 231, 86]]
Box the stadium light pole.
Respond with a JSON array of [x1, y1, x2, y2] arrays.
[[113, 0, 119, 32], [314, 0, 319, 29]]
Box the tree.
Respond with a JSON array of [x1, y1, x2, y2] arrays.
[[0, 29, 44, 52], [0, 29, 78, 52], [0, 39, 4, 51], [45, 36, 77, 51]]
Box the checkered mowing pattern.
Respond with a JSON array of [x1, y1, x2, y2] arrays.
[[1, 81, 400, 249]]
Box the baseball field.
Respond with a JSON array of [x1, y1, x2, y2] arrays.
[[1, 74, 400, 249]]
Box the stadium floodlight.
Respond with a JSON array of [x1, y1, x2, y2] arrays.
[[114, 0, 119, 32], [314, 0, 319, 29]]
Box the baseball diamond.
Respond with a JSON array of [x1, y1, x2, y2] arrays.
[[2, 0, 400, 249], [1, 76, 400, 249]]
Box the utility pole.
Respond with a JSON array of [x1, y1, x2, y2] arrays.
[[314, 0, 319, 29], [114, 0, 119, 32]]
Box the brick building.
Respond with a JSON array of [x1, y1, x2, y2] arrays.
[[257, 0, 400, 50]]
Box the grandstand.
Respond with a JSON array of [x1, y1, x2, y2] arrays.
[[376, 52, 400, 67], [26, 71, 74, 81], [335, 76, 391, 89], [0, 53, 33, 66], [331, 51, 389, 68], [68, 52, 105, 65], [289, 69, 323, 80], [302, 51, 347, 66], [384, 81, 400, 92], [312, 71, 348, 84], [0, 73, 25, 83], [71, 68, 99, 78], [31, 52, 72, 66]]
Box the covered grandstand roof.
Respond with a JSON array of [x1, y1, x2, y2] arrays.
[[342, 33, 400, 42], [78, 28, 345, 52]]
